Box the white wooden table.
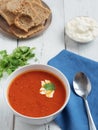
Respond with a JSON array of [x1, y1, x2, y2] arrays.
[[0, 0, 98, 130]]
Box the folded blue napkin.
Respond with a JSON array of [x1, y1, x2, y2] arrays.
[[48, 50, 98, 130]]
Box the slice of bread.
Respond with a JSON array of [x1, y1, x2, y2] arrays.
[[15, 14, 34, 32], [0, 2, 15, 25], [26, 0, 42, 5], [10, 24, 44, 38], [0, 10, 15, 25], [18, 1, 37, 19], [14, 1, 39, 32], [30, 2, 50, 26], [33, 0, 42, 5], [6, 0, 23, 15]]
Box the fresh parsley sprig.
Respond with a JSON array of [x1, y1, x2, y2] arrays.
[[0, 46, 36, 78]]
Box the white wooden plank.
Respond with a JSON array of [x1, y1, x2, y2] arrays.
[[40, 0, 65, 64], [64, 0, 98, 61], [48, 121, 61, 130], [64, 0, 98, 23], [0, 84, 14, 130], [14, 117, 46, 130], [0, 33, 17, 130]]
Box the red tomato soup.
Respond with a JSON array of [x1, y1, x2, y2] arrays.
[[7, 70, 66, 117]]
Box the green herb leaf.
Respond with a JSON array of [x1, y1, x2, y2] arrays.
[[0, 46, 37, 78], [44, 83, 55, 91], [20, 46, 29, 53], [0, 70, 3, 77], [0, 50, 7, 58]]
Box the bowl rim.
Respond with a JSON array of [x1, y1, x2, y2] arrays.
[[4, 64, 70, 120]]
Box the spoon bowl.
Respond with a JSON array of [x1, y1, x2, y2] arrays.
[[73, 72, 96, 130], [73, 72, 91, 99]]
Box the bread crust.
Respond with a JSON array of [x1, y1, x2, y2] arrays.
[[10, 24, 44, 38]]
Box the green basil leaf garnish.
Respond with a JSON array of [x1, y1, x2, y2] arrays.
[[44, 83, 55, 91]]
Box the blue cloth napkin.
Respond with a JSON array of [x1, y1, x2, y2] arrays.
[[48, 50, 98, 130]]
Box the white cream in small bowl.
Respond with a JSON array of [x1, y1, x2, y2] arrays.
[[65, 16, 98, 43]]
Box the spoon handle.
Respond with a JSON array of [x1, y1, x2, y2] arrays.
[[84, 99, 97, 130]]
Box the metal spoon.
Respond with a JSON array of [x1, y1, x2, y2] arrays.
[[73, 72, 96, 130]]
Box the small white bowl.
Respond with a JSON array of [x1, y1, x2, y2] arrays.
[[4, 64, 70, 125], [65, 16, 98, 43]]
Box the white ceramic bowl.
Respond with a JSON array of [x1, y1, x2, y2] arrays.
[[65, 16, 98, 43], [4, 64, 70, 125]]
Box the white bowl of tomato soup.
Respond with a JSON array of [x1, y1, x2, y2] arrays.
[[4, 64, 70, 125]]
